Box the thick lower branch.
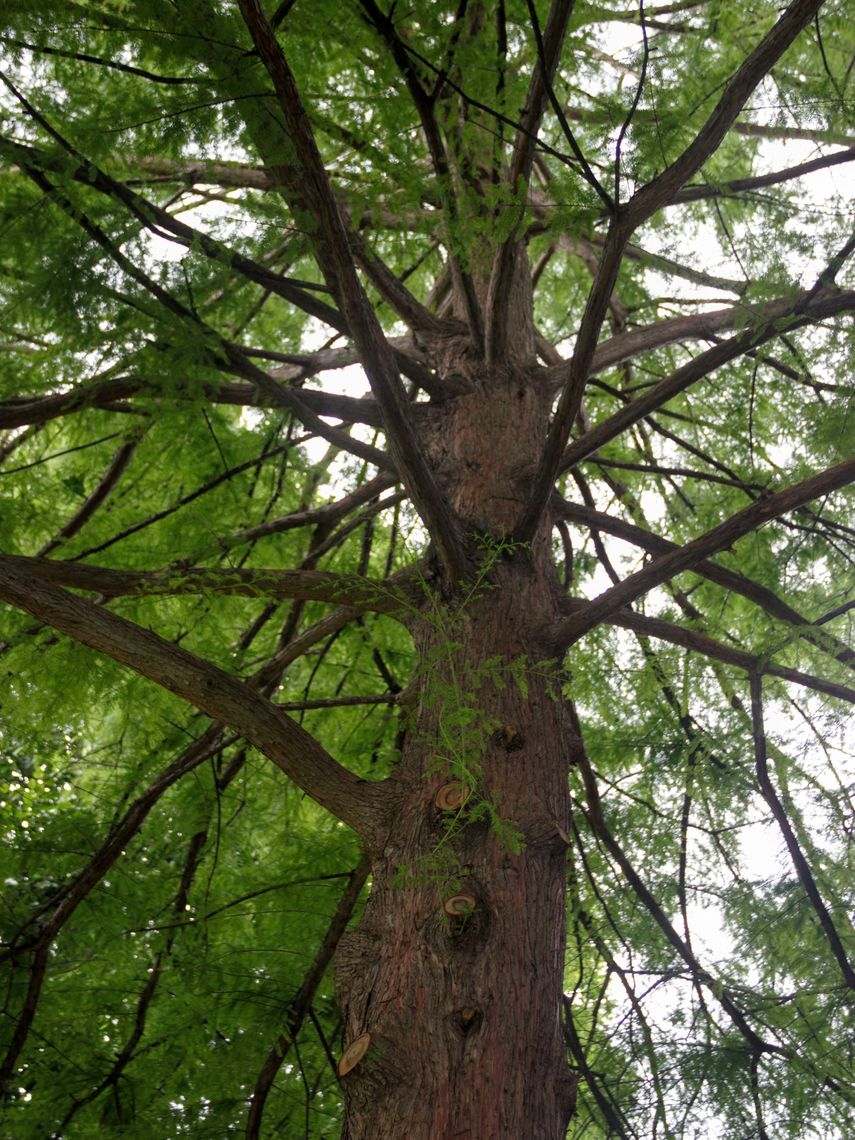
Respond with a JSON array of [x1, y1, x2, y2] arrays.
[[4, 553, 416, 615], [0, 562, 389, 839]]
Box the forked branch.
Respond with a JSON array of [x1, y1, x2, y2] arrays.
[[516, 0, 826, 542]]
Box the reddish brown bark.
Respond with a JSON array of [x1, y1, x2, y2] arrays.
[[332, 373, 577, 1138], [335, 560, 576, 1139]]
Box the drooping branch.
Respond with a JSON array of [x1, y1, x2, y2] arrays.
[[53, 821, 215, 1132], [245, 857, 370, 1139], [591, 606, 855, 705], [0, 134, 348, 335], [562, 999, 633, 1139], [0, 723, 228, 1090], [568, 707, 785, 1057], [237, 0, 467, 582], [37, 432, 142, 556], [0, 561, 389, 838], [550, 455, 855, 650], [1, 129, 392, 473]]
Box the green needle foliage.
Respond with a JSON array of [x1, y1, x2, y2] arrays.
[[0, 0, 853, 1137]]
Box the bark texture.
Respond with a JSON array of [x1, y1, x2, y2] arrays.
[[334, 372, 577, 1138]]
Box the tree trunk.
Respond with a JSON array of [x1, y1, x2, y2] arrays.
[[334, 369, 577, 1138]]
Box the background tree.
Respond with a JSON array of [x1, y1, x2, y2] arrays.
[[0, 0, 853, 1136]]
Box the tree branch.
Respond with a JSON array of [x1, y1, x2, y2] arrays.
[[0, 126, 392, 473], [562, 284, 855, 385], [669, 146, 855, 206], [0, 370, 386, 431], [549, 455, 855, 650], [356, 0, 486, 348], [749, 674, 855, 988], [518, 0, 826, 542], [0, 134, 348, 335], [515, 217, 631, 541], [625, 0, 826, 226], [245, 856, 370, 1138], [5, 553, 416, 615], [590, 606, 855, 705], [554, 498, 855, 669], [487, 0, 575, 360], [37, 432, 142, 556], [0, 560, 387, 838], [568, 706, 785, 1056], [237, 0, 467, 582], [560, 287, 855, 472]]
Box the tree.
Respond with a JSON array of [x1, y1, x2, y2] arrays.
[[0, 0, 853, 1134]]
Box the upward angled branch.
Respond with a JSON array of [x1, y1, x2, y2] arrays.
[[516, 0, 825, 543], [509, 0, 575, 189], [237, 0, 467, 582], [625, 0, 826, 226], [549, 455, 855, 650], [357, 0, 485, 347], [486, 0, 575, 361], [0, 559, 388, 840], [560, 287, 855, 470], [515, 218, 630, 542]]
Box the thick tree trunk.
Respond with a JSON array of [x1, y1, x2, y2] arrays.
[[334, 368, 577, 1138]]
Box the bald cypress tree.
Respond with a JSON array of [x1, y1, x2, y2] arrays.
[[0, 1, 853, 1135]]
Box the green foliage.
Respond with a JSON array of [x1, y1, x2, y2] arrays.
[[0, 0, 853, 1136], [396, 535, 535, 872]]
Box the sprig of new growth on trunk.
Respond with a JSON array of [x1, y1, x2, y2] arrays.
[[394, 535, 555, 891]]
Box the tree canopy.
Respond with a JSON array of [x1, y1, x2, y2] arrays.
[[0, 0, 853, 1137]]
